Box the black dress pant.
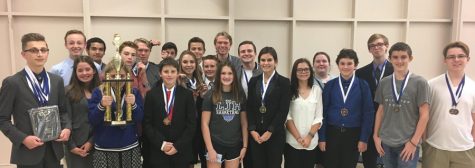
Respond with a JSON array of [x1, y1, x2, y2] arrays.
[[284, 143, 316, 168], [250, 131, 285, 168], [17, 143, 61, 168], [324, 126, 360, 168]]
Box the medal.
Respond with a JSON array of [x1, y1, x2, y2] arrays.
[[394, 106, 400, 112], [445, 73, 465, 115], [449, 108, 459, 115], [340, 108, 349, 117], [259, 105, 267, 114], [163, 117, 171, 126], [391, 72, 411, 112]]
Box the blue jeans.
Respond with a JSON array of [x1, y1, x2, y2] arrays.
[[382, 143, 419, 168]]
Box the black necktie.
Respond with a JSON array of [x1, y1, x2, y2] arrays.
[[375, 67, 382, 83]]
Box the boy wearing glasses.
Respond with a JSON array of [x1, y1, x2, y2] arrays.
[[373, 42, 430, 168], [423, 41, 475, 168], [356, 34, 394, 168], [0, 33, 71, 168]]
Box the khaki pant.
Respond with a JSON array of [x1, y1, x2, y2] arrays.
[[422, 143, 475, 168]]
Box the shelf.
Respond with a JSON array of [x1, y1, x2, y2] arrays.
[[11, 12, 83, 17], [295, 18, 354, 22], [235, 0, 290, 18], [408, 19, 452, 23], [12, 0, 82, 14], [235, 17, 293, 21], [90, 0, 161, 16], [91, 13, 162, 19], [355, 0, 405, 20], [165, 0, 228, 17], [408, 0, 452, 20], [164, 15, 228, 20], [294, 21, 353, 72], [407, 22, 451, 78], [356, 19, 407, 23], [294, 0, 353, 19]]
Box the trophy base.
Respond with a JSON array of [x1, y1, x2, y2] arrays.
[[105, 120, 133, 126]]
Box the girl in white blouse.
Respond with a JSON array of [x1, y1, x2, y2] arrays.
[[284, 58, 323, 168]]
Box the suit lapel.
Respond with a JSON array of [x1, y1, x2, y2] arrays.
[[17, 71, 40, 107]]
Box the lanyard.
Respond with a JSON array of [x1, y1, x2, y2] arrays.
[[162, 84, 176, 115], [391, 72, 411, 104], [261, 71, 276, 105], [373, 60, 387, 85], [445, 73, 465, 107], [24, 67, 50, 106], [188, 77, 197, 90], [338, 73, 355, 103]]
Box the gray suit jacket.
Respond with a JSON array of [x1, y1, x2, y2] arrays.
[[0, 70, 71, 165], [146, 62, 160, 88]]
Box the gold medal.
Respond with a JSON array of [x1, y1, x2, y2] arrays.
[[449, 108, 459, 115], [340, 108, 349, 117], [259, 105, 267, 114], [163, 117, 171, 126]]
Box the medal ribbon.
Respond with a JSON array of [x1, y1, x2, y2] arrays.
[[110, 88, 126, 119], [338, 72, 355, 103], [188, 77, 197, 90], [391, 71, 411, 105], [445, 73, 465, 108], [373, 60, 387, 85], [24, 67, 50, 106], [261, 70, 276, 106], [162, 84, 176, 118]]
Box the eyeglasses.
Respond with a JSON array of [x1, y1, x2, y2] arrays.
[[24, 48, 49, 54], [369, 43, 386, 49], [296, 68, 310, 73], [445, 54, 468, 60]]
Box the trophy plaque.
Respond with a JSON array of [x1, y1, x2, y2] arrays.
[[28, 105, 61, 142], [103, 34, 133, 126]]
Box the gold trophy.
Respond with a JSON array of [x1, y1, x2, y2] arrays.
[[103, 34, 133, 126]]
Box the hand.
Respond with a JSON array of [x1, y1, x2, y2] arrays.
[[400, 141, 417, 162], [239, 148, 247, 161], [164, 145, 178, 155], [70, 147, 87, 157], [318, 142, 326, 152], [258, 131, 272, 143], [22, 136, 43, 149], [250, 131, 261, 144], [125, 94, 135, 105], [101, 95, 113, 107], [207, 149, 219, 162], [358, 141, 368, 153], [296, 137, 304, 146], [81, 142, 93, 153], [162, 142, 173, 152], [150, 39, 160, 46], [136, 62, 146, 70], [302, 135, 312, 148], [373, 135, 385, 157], [55, 129, 71, 141], [161, 50, 170, 59]]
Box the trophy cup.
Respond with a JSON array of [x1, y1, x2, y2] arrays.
[[103, 34, 133, 126]]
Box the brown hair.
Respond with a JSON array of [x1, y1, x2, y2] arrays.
[[443, 41, 470, 58], [21, 33, 47, 50], [64, 29, 86, 43], [367, 33, 389, 50]]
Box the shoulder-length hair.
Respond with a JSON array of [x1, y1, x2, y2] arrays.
[[66, 56, 101, 102], [290, 58, 314, 99], [212, 62, 242, 104], [178, 50, 204, 86]]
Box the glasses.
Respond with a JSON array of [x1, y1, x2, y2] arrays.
[[369, 43, 386, 49], [24, 48, 49, 54], [296, 68, 310, 73], [446, 54, 468, 60]]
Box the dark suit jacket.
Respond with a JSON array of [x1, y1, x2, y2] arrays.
[[0, 70, 71, 165], [143, 84, 196, 164], [65, 96, 93, 151], [247, 72, 291, 134], [355, 61, 394, 111]]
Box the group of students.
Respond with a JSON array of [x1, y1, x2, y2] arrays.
[[0, 30, 473, 168]]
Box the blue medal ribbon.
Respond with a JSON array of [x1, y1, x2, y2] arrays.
[[24, 68, 50, 106], [445, 73, 465, 107], [391, 72, 411, 105], [162, 84, 176, 116]]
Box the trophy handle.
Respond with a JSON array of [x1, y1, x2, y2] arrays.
[[126, 73, 132, 121], [104, 74, 112, 122]]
